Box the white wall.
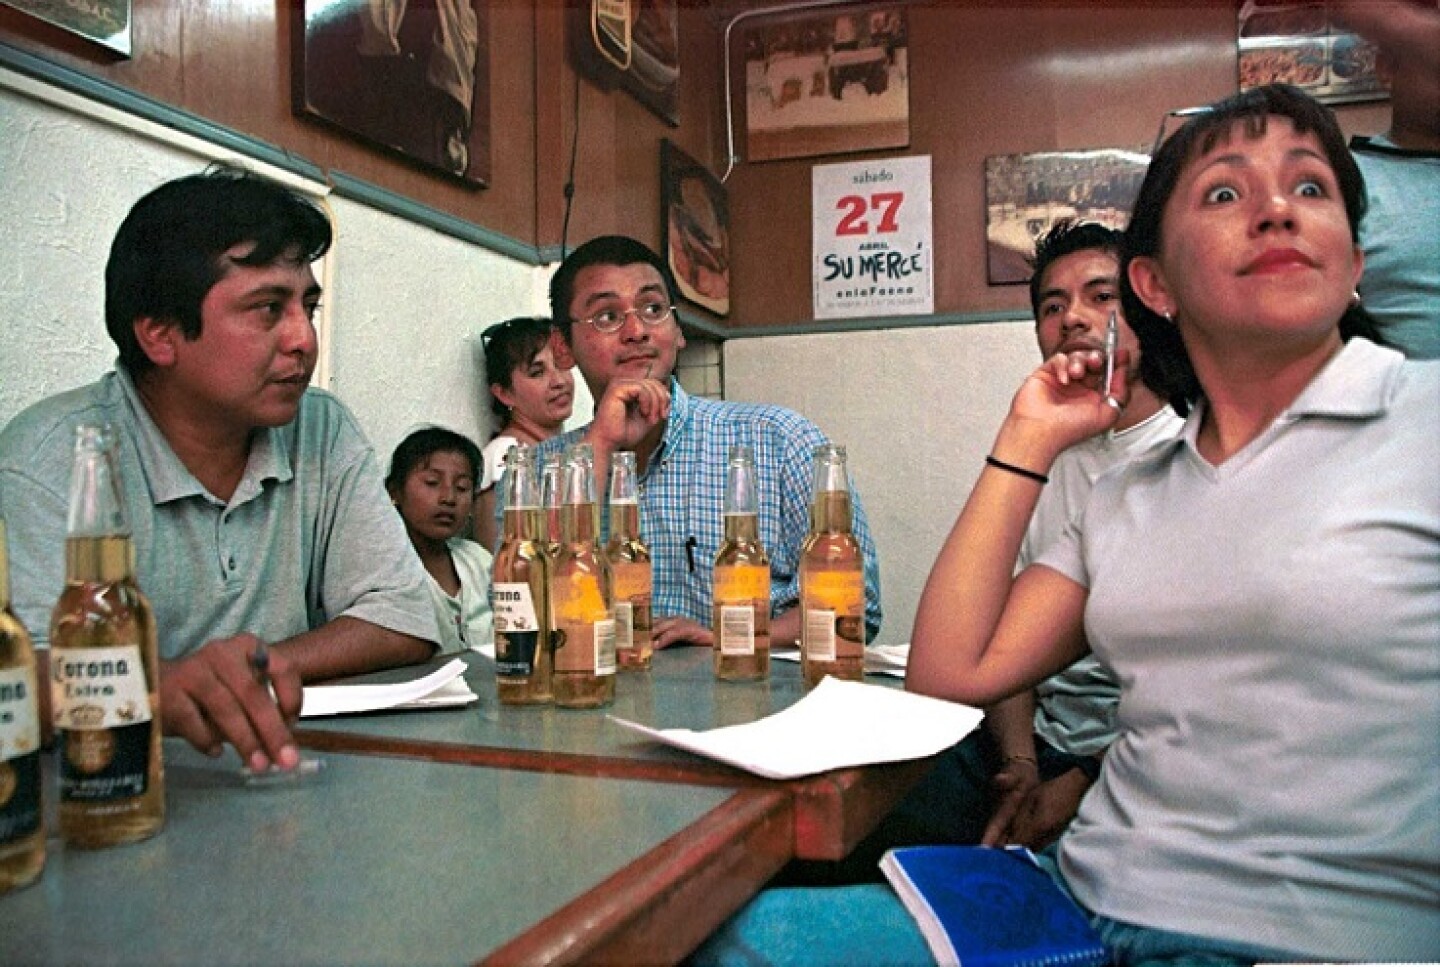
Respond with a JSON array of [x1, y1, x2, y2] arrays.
[[724, 322, 1039, 647], [0, 70, 595, 474]]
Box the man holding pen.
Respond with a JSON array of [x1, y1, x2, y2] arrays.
[[0, 166, 438, 774]]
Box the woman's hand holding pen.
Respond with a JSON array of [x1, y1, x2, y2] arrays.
[[160, 633, 304, 773]]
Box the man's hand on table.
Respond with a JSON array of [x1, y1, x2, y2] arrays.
[[652, 615, 713, 649], [161, 633, 303, 773]]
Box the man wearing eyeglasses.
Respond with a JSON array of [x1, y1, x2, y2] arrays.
[[529, 234, 881, 650]]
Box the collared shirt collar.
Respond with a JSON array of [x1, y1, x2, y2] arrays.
[[1178, 337, 1403, 455], [645, 376, 692, 480], [115, 365, 294, 507]]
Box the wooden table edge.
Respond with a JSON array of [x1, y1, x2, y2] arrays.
[[477, 786, 794, 967]]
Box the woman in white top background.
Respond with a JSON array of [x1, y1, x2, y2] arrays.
[[473, 317, 574, 550]]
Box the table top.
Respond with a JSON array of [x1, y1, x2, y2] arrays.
[[297, 647, 934, 861], [0, 740, 789, 966]]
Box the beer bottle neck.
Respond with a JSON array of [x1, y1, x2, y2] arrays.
[[65, 535, 135, 583], [0, 522, 10, 609], [723, 512, 760, 543], [809, 490, 853, 534], [608, 499, 640, 541], [503, 505, 543, 542], [562, 502, 600, 544]]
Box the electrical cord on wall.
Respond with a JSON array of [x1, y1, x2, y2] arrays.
[[560, 66, 581, 260]]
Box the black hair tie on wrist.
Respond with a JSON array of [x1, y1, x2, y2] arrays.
[[985, 455, 1049, 485]]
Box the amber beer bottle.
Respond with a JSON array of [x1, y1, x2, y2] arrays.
[[549, 444, 616, 708], [492, 445, 552, 705], [799, 444, 865, 689], [540, 452, 564, 559], [49, 423, 164, 847], [604, 451, 653, 670], [0, 519, 44, 893], [712, 446, 770, 682]]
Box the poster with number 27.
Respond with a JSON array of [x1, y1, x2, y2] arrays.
[[812, 155, 932, 320]]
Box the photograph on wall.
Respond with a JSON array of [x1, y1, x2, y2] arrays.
[[984, 148, 1148, 286], [813, 155, 932, 321], [569, 0, 680, 127], [744, 6, 909, 163], [1237, 0, 1389, 105], [661, 140, 730, 317], [291, 0, 491, 186], [2, 0, 131, 56]]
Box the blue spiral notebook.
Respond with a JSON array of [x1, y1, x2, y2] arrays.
[[880, 845, 1107, 967]]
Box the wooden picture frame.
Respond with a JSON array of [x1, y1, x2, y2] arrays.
[[984, 148, 1148, 286], [1237, 1, 1389, 105], [661, 140, 730, 317], [291, 0, 491, 187], [569, 0, 680, 127], [2, 0, 131, 56], [742, 5, 909, 163]]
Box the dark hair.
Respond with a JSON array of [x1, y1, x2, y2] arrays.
[[481, 317, 556, 422], [385, 427, 483, 495], [1121, 83, 1382, 416], [1027, 219, 1125, 319], [548, 235, 677, 342], [105, 164, 332, 375]]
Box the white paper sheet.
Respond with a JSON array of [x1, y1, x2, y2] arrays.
[[771, 643, 910, 678], [299, 658, 476, 718], [607, 676, 982, 780]]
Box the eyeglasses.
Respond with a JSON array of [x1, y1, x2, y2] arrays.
[[1150, 106, 1212, 158], [575, 302, 675, 334], [480, 317, 554, 350], [480, 319, 516, 349]]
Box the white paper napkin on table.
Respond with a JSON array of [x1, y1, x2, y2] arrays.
[[608, 676, 981, 780]]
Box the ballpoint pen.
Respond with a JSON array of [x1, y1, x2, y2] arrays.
[[241, 641, 324, 784], [1102, 309, 1120, 410]]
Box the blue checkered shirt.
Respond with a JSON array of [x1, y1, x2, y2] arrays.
[[519, 380, 882, 639]]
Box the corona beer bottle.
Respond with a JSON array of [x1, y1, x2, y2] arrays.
[[549, 444, 615, 708], [492, 445, 552, 705], [712, 446, 771, 682], [540, 451, 564, 560], [798, 444, 865, 689], [0, 519, 44, 893], [604, 452, 652, 670], [49, 423, 164, 848]]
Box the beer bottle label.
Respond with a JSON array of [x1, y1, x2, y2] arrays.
[[0, 665, 42, 843], [714, 564, 769, 605], [613, 601, 634, 653], [51, 645, 153, 802], [803, 570, 865, 662], [611, 562, 652, 604], [553, 574, 614, 675], [719, 605, 756, 656], [493, 582, 541, 677], [594, 618, 617, 676]]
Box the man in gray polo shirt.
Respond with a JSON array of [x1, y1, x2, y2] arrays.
[[0, 167, 438, 774]]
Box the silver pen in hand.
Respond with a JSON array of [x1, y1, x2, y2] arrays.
[[1102, 309, 1121, 411]]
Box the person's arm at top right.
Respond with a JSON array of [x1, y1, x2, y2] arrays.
[[907, 349, 1128, 707]]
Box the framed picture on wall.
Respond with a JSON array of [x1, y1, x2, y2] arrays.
[[1237, 1, 1389, 105], [569, 0, 680, 127], [291, 0, 491, 187], [742, 5, 909, 163], [983, 148, 1148, 286], [1, 0, 131, 56], [661, 140, 730, 317]]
